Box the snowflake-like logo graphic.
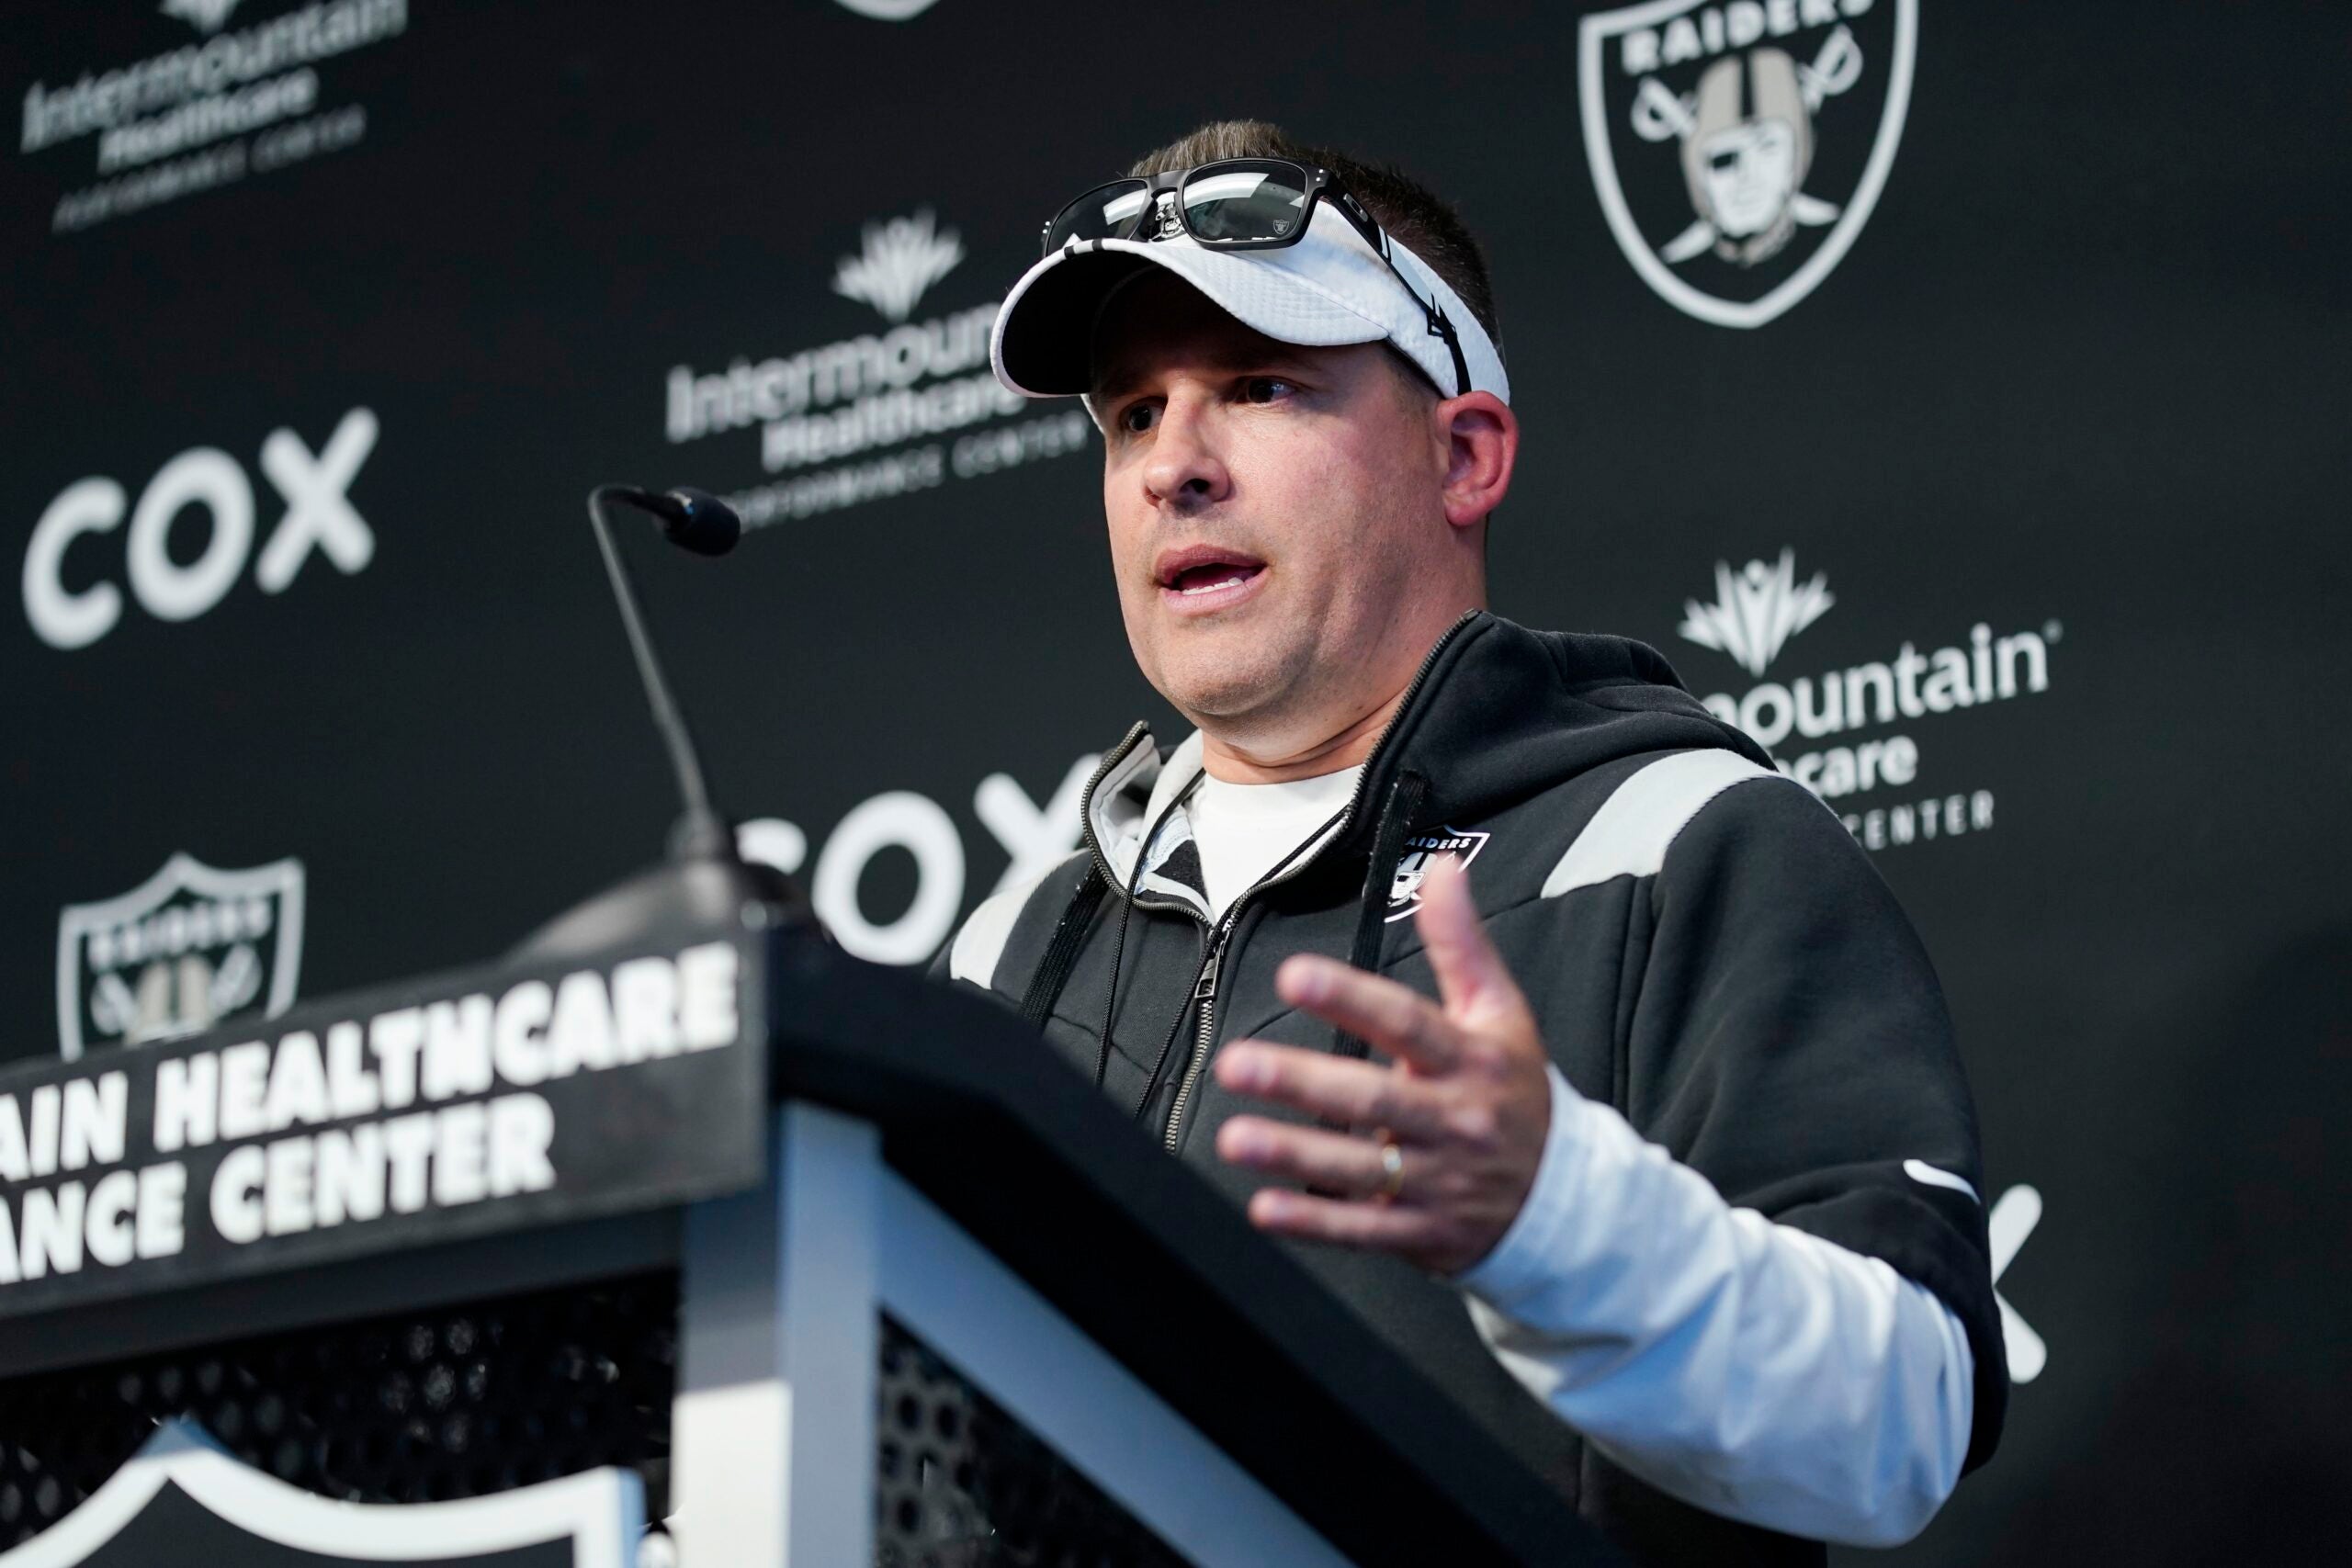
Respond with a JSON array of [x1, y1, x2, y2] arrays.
[[831, 210, 965, 324], [162, 0, 243, 35], [1677, 548, 1835, 676]]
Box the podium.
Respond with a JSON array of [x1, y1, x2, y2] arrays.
[[0, 921, 1616, 1565]]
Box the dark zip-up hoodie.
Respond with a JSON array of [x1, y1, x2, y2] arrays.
[[947, 612, 2007, 1564]]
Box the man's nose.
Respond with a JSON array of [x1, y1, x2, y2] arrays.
[[1142, 400, 1232, 512]]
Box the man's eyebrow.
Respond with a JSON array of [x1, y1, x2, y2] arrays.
[[1091, 360, 1148, 408], [1091, 344, 1320, 407]]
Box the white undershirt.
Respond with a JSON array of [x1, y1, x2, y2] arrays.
[[1186, 765, 1363, 916]]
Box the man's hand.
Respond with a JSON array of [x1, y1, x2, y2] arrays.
[[1211, 854, 1553, 1275]]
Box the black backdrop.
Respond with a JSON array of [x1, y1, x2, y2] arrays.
[[5, 3, 2347, 1560]]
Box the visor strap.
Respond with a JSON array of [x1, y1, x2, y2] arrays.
[[1428, 303, 1470, 399], [1383, 233, 1473, 398]]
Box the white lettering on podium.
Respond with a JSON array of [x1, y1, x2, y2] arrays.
[[0, 1161, 187, 1282], [370, 1006, 425, 1111], [422, 996, 494, 1100], [0, 942, 744, 1286], [492, 979, 554, 1086], [0, 1074, 127, 1179], [145, 942, 741, 1156], [678, 943, 739, 1052], [205, 1093, 558, 1245]]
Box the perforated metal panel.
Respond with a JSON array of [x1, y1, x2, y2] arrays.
[[0, 1280, 1196, 1564], [0, 1271, 677, 1551], [875, 1314, 1185, 1568]]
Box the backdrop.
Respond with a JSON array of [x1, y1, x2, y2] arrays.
[[5, 2, 2346, 1561]]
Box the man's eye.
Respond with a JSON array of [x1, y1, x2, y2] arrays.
[[1118, 402, 1159, 434], [1242, 377, 1297, 404]]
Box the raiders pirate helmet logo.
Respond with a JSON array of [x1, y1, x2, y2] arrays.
[[1386, 828, 1492, 923], [54, 852, 304, 1062], [1578, 0, 1917, 327]]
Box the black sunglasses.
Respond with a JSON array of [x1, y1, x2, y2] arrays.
[[1040, 158, 1470, 397]]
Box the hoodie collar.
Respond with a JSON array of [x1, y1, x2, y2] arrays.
[[1333, 612, 1770, 858], [1075, 612, 1768, 910], [1085, 728, 1212, 918]]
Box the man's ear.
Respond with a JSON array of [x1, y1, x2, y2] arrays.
[[1438, 391, 1518, 529]]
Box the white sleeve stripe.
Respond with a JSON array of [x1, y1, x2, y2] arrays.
[[1904, 1159, 1983, 1204], [1539, 750, 1780, 898]]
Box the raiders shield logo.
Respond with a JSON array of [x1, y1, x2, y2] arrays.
[[1577, 0, 1917, 327], [0, 1418, 639, 1567], [1386, 828, 1492, 923], [54, 852, 304, 1062]]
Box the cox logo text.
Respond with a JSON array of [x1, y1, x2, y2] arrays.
[[23, 407, 378, 651]]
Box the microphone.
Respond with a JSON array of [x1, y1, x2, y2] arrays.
[[507, 483, 808, 963], [587, 484, 740, 862], [619, 485, 741, 558]]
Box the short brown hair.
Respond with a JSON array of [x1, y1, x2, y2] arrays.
[[1125, 119, 1504, 355]]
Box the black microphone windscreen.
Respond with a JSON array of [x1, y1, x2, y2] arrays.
[[657, 487, 741, 557]]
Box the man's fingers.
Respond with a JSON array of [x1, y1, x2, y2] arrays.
[[1415, 854, 1526, 1021], [1274, 954, 1462, 1073], [1216, 1115, 1389, 1196], [1213, 1042, 1448, 1140], [1244, 1188, 1432, 1252]]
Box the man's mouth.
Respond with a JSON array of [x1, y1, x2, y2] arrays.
[[1154, 546, 1268, 600], [1170, 561, 1263, 595]]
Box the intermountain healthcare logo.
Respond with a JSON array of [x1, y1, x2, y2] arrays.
[[1578, 0, 1916, 327], [1678, 549, 1833, 676], [17, 0, 404, 232], [833, 210, 966, 322], [1674, 550, 2062, 851], [56, 853, 305, 1061], [663, 209, 1092, 529]]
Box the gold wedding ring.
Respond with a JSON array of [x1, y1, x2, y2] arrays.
[[1375, 1136, 1406, 1204]]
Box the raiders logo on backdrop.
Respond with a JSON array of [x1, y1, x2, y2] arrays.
[[1386, 829, 1492, 923], [54, 852, 304, 1061], [0, 1418, 639, 1567], [1577, 0, 1917, 327]]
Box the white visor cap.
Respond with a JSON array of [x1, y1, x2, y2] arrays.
[[989, 197, 1509, 408]]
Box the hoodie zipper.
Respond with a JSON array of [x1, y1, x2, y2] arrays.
[[1157, 610, 1479, 1152], [1164, 917, 1232, 1152]]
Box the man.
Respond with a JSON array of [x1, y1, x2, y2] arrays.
[[943, 120, 2004, 1563]]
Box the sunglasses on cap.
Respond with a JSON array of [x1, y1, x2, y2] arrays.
[[1039, 158, 1472, 398]]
